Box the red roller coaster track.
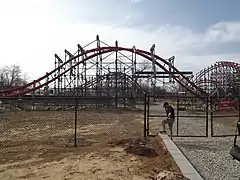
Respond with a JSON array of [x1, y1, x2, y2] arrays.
[[3, 42, 239, 98], [193, 61, 240, 95], [194, 61, 240, 81]]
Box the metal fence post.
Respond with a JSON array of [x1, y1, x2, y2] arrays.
[[239, 96, 240, 122], [147, 95, 150, 136], [210, 97, 213, 137], [144, 94, 147, 137], [74, 97, 78, 147], [177, 96, 179, 136], [206, 97, 209, 137]]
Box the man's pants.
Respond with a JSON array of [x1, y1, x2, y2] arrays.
[[162, 118, 175, 131]]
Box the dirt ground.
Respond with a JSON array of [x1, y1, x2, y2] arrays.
[[0, 108, 187, 180]]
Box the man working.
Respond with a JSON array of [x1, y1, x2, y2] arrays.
[[160, 102, 175, 140]]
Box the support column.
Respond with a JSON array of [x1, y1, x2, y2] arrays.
[[115, 40, 118, 108], [150, 44, 156, 101]]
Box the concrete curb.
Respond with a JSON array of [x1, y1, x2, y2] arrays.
[[159, 133, 203, 180]]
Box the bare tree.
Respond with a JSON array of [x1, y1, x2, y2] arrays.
[[0, 65, 28, 88], [136, 59, 152, 72], [135, 59, 152, 88]]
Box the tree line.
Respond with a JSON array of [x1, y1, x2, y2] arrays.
[[0, 65, 28, 89]]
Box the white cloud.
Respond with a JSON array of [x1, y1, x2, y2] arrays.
[[131, 0, 142, 2], [0, 1, 239, 81], [124, 15, 132, 20], [205, 21, 240, 43]]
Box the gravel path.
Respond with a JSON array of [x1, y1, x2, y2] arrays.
[[174, 136, 240, 180], [146, 103, 240, 180]]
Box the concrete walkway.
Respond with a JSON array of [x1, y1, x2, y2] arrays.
[[159, 133, 203, 180]]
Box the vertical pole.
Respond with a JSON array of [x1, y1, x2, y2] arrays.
[[74, 97, 78, 147], [69, 53, 72, 94], [60, 61, 62, 96], [238, 89, 240, 123], [99, 40, 103, 97], [177, 96, 179, 136], [233, 96, 240, 145], [237, 95, 240, 138], [206, 96, 209, 137], [115, 41, 118, 108], [144, 93, 147, 137], [238, 96, 240, 122], [123, 67, 126, 107], [84, 62, 87, 96], [77, 45, 80, 97], [107, 67, 110, 97], [147, 95, 150, 136], [237, 96, 240, 137], [132, 46, 136, 104], [64, 51, 67, 96], [96, 36, 99, 103], [169, 58, 171, 83], [131, 47, 134, 99], [134, 48, 137, 100], [210, 97, 213, 137], [150, 44, 156, 101], [54, 57, 57, 94]]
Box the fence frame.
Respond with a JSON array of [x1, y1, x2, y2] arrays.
[[0, 95, 147, 147], [210, 96, 240, 137], [2, 95, 239, 142], [144, 95, 209, 137], [143, 95, 240, 138]]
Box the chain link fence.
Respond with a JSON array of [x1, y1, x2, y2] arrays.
[[0, 96, 145, 163]]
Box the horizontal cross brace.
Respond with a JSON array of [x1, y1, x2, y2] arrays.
[[135, 71, 193, 75], [134, 75, 178, 78]]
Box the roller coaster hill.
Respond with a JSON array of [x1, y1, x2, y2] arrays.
[[0, 35, 239, 110]]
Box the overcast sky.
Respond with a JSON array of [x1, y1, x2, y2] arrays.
[[0, 0, 240, 80]]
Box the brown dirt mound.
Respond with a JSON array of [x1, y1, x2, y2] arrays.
[[107, 137, 189, 179], [108, 138, 158, 157]]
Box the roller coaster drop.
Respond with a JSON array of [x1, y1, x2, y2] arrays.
[[0, 35, 239, 109]]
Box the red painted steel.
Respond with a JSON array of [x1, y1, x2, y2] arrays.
[[0, 44, 239, 97]]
